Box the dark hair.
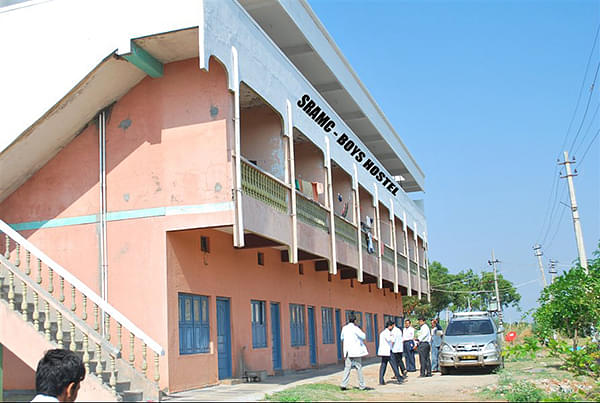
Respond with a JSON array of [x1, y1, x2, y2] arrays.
[[418, 316, 425, 321], [405, 319, 411, 323], [348, 314, 356, 323], [386, 320, 395, 327], [36, 349, 85, 397]]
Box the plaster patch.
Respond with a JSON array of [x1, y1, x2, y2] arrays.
[[118, 118, 132, 131], [214, 182, 222, 192], [123, 193, 130, 202], [210, 105, 219, 118]]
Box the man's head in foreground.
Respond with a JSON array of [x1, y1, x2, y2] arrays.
[[35, 349, 85, 402]]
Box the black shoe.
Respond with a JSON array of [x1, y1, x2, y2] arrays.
[[360, 386, 374, 391], [379, 382, 385, 385], [426, 374, 432, 377], [340, 386, 348, 391], [418, 375, 427, 378]]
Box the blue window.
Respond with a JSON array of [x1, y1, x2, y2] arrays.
[[178, 293, 209, 355], [290, 304, 306, 346], [321, 307, 334, 344], [365, 313, 373, 342], [251, 300, 267, 348], [346, 310, 363, 328], [383, 314, 393, 326]]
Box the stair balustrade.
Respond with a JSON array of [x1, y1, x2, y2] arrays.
[[0, 219, 165, 398]]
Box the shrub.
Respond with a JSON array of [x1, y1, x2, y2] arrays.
[[501, 381, 544, 402], [503, 336, 542, 361], [547, 339, 600, 378]]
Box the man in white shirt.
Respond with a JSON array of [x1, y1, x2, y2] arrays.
[[31, 349, 85, 402], [416, 317, 432, 377], [377, 321, 404, 385], [402, 319, 416, 372], [391, 322, 407, 378], [340, 314, 372, 391]]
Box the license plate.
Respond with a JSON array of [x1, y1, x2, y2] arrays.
[[461, 355, 477, 360]]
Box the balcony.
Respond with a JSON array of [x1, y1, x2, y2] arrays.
[[235, 85, 426, 296]]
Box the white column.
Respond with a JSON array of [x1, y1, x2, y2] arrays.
[[285, 100, 297, 263]]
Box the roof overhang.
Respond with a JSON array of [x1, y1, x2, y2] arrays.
[[238, 0, 425, 192], [0, 28, 199, 203]]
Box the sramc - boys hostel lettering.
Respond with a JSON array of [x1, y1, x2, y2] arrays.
[[297, 94, 399, 196]]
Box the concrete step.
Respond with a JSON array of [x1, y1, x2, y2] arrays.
[[121, 390, 144, 402]]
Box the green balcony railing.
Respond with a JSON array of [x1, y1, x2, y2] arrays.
[[334, 215, 357, 246], [296, 192, 329, 232], [383, 245, 395, 265], [241, 160, 288, 213], [397, 254, 408, 272], [410, 260, 418, 275]]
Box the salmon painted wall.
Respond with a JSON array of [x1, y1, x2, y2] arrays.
[[379, 204, 392, 246], [166, 228, 403, 392], [294, 142, 326, 205], [3, 345, 35, 390], [240, 104, 285, 181], [0, 57, 234, 389]]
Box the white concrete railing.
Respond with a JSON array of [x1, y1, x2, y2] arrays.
[[0, 219, 164, 388]]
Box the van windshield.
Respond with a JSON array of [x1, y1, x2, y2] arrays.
[[446, 319, 494, 336]]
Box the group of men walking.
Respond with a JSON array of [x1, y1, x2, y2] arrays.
[[340, 314, 443, 390]]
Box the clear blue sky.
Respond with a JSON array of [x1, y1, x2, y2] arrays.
[[308, 0, 600, 322]]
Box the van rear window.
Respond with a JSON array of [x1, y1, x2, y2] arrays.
[[446, 319, 494, 336]]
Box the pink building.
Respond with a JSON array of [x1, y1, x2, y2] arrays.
[[0, 0, 429, 400]]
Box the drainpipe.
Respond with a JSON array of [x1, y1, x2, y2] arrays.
[[98, 110, 108, 330]]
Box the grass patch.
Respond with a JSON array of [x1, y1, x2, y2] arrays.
[[264, 383, 369, 402]]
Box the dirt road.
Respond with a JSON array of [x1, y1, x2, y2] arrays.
[[320, 363, 499, 401]]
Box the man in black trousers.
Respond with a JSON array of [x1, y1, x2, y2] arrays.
[[416, 317, 432, 377], [377, 321, 404, 385]]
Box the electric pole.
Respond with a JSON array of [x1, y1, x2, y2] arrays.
[[559, 151, 588, 273], [488, 250, 503, 325], [549, 259, 558, 283], [533, 244, 547, 286]]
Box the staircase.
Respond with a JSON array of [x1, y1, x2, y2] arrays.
[[0, 220, 165, 401]]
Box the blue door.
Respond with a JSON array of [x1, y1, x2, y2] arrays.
[[335, 309, 342, 361], [216, 298, 232, 379], [374, 314, 379, 352], [270, 302, 282, 371], [307, 306, 317, 366]]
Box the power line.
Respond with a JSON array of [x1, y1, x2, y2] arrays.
[[431, 279, 538, 294], [569, 60, 600, 154], [573, 100, 600, 156], [545, 202, 568, 251], [577, 127, 600, 168], [540, 182, 568, 245], [538, 23, 600, 247], [560, 22, 600, 152]]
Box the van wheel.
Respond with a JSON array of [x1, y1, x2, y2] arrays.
[[440, 366, 451, 375]]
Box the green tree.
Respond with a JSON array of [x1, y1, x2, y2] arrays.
[[534, 243, 600, 349], [406, 261, 521, 317]]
